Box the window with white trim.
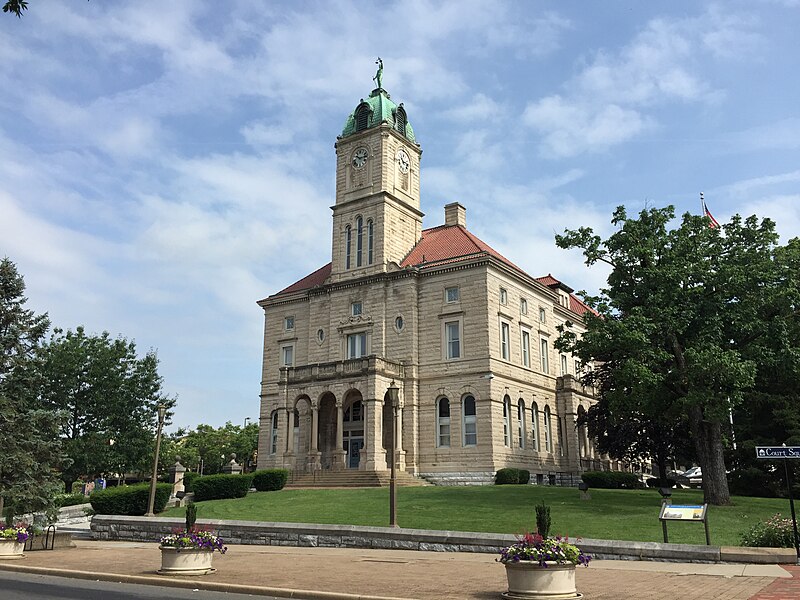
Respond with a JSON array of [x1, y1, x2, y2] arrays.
[[367, 219, 374, 264], [445, 286, 460, 303], [521, 328, 531, 368], [539, 307, 546, 323], [284, 316, 294, 331], [281, 345, 294, 367], [351, 302, 363, 316], [500, 287, 508, 305], [531, 402, 539, 451], [540, 338, 549, 374], [500, 321, 511, 360], [356, 216, 364, 267], [503, 395, 511, 447], [520, 298, 528, 315], [345, 226, 352, 269], [347, 332, 367, 359], [544, 405, 553, 453], [560, 354, 568, 376], [462, 395, 477, 446], [437, 397, 451, 447], [270, 411, 279, 454], [517, 399, 526, 449], [445, 320, 461, 359]]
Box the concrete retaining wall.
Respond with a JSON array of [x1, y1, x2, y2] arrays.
[[89, 515, 796, 564]]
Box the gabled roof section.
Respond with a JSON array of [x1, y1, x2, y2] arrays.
[[271, 262, 332, 298], [536, 274, 597, 317], [400, 224, 523, 272]]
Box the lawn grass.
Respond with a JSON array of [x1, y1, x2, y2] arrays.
[[161, 485, 790, 547]]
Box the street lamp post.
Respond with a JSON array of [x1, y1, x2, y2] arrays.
[[144, 403, 168, 517], [386, 380, 400, 528]]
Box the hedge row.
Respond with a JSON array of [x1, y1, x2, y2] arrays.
[[495, 468, 531, 485], [182, 471, 200, 493], [581, 471, 640, 489], [252, 469, 289, 492], [192, 474, 253, 502], [90, 483, 172, 515]]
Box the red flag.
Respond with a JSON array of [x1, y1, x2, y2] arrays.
[[702, 200, 720, 228]]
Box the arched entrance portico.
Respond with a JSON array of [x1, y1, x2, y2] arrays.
[[343, 390, 364, 469]]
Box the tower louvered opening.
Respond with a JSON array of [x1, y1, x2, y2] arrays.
[[394, 105, 407, 136], [355, 103, 371, 132]]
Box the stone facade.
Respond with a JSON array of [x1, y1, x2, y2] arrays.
[[256, 83, 613, 484]]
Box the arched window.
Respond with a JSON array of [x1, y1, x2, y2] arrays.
[[557, 417, 564, 457], [355, 103, 370, 132], [503, 395, 511, 447], [356, 216, 363, 267], [544, 405, 553, 453], [517, 399, 526, 449], [437, 397, 450, 447], [394, 105, 407, 136], [345, 225, 352, 269], [462, 395, 477, 446], [531, 402, 540, 451], [367, 219, 374, 265], [270, 411, 279, 454]]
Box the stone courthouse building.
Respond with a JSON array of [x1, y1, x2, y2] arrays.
[[256, 73, 607, 485]]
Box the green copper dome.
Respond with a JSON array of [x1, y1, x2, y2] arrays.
[[340, 88, 416, 143]]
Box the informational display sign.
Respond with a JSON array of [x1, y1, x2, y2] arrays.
[[756, 446, 800, 459], [659, 504, 706, 521], [658, 503, 710, 545]]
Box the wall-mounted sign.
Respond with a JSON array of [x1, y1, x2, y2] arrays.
[[756, 446, 800, 459]]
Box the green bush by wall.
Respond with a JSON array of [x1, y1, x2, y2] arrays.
[[581, 471, 640, 489], [192, 474, 253, 502], [252, 469, 289, 492], [90, 483, 172, 515]]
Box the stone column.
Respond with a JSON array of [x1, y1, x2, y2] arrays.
[[333, 401, 346, 471], [360, 398, 387, 471], [285, 407, 295, 470], [221, 454, 243, 475], [169, 458, 186, 497], [308, 404, 322, 471]]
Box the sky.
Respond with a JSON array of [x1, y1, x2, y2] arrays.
[[2, 1, 799, 431]]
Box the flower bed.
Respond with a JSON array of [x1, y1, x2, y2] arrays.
[[499, 533, 591, 567]]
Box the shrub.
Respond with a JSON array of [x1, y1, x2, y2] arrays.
[[495, 468, 521, 485], [252, 469, 289, 492], [581, 471, 640, 489], [740, 514, 797, 548], [55, 493, 89, 508], [728, 468, 782, 498], [89, 483, 172, 515], [192, 474, 253, 502], [518, 469, 531, 485], [182, 471, 200, 493], [535, 501, 551, 538]]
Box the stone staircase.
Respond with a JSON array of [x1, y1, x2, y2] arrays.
[[285, 470, 430, 489]]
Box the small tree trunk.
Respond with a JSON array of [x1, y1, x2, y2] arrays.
[[689, 405, 731, 505]]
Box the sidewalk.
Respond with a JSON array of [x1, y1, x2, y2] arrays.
[[0, 540, 795, 600]]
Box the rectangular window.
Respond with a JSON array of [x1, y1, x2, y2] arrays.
[[540, 338, 549, 373], [560, 354, 568, 376], [501, 322, 510, 360], [520, 298, 528, 315], [463, 396, 477, 447], [445, 286, 460, 303], [347, 332, 367, 359], [438, 400, 451, 447], [351, 302, 362, 316], [281, 345, 294, 367], [521, 328, 531, 368], [445, 321, 461, 359], [284, 316, 294, 330], [500, 287, 508, 305], [539, 308, 546, 323]]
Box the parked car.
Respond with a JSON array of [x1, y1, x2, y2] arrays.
[[683, 466, 702, 487]]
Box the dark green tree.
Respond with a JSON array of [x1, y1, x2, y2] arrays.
[[2, 1, 28, 18], [556, 206, 800, 505], [166, 421, 259, 474], [38, 327, 175, 488], [0, 258, 67, 520]]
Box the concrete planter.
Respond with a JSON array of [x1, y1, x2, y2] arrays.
[[502, 561, 582, 599], [158, 546, 215, 575], [0, 539, 25, 560]]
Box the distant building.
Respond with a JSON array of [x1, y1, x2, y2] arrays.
[[256, 75, 611, 485]]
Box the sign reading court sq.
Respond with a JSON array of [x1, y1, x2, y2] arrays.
[[756, 446, 800, 459]]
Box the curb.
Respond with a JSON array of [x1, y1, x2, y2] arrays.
[[0, 563, 415, 600]]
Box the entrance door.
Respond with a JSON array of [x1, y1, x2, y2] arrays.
[[348, 438, 364, 469]]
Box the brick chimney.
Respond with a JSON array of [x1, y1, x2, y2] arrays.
[[444, 202, 466, 227]]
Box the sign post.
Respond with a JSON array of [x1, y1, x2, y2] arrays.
[[658, 504, 710, 545], [756, 445, 800, 564]]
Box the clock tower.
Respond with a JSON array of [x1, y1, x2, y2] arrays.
[[329, 69, 423, 283]]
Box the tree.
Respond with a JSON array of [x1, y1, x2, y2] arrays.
[[37, 326, 175, 488], [2, 1, 28, 18], [556, 206, 800, 505], [0, 258, 67, 520], [166, 422, 259, 474]]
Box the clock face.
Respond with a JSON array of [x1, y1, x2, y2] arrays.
[[352, 147, 368, 169], [397, 148, 410, 174]]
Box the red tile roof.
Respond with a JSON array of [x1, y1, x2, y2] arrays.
[[268, 224, 596, 318]]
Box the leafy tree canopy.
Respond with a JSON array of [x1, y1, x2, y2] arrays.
[[162, 421, 259, 475], [556, 206, 800, 505]]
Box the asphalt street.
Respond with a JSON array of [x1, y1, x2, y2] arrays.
[[0, 571, 296, 600]]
